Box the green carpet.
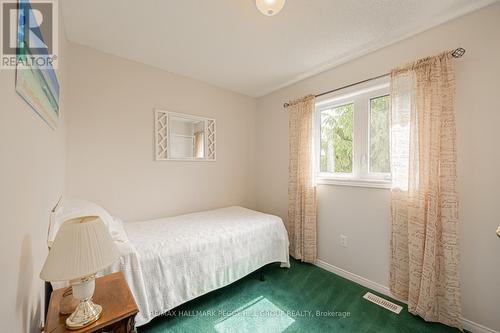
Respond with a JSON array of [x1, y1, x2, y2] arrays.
[[138, 259, 464, 333]]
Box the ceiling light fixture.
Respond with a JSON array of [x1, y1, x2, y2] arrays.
[[256, 0, 286, 16]]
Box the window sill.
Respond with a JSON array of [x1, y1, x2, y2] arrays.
[[316, 178, 392, 189]]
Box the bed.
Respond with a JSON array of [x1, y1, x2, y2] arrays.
[[48, 203, 290, 327]]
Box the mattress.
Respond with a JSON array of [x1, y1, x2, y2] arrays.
[[119, 206, 289, 326]]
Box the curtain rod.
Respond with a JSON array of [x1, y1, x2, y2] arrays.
[[283, 47, 465, 108]]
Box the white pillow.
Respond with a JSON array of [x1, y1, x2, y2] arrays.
[[48, 198, 126, 247], [109, 217, 129, 243]]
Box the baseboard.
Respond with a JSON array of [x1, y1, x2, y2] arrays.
[[461, 318, 500, 333], [314, 259, 394, 299], [314, 259, 498, 333]]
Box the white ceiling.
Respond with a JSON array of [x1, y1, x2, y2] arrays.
[[61, 0, 496, 97]]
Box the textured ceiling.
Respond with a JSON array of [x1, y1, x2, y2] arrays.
[[61, 0, 496, 97]]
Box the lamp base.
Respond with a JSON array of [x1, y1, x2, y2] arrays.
[[65, 299, 102, 330], [65, 275, 102, 330]]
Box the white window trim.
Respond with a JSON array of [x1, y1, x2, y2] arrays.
[[314, 77, 391, 189], [315, 177, 392, 189]]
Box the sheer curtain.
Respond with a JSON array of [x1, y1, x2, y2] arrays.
[[193, 131, 204, 158], [390, 52, 462, 329], [287, 95, 317, 263]]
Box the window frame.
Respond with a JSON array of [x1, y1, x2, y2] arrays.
[[314, 78, 391, 189]]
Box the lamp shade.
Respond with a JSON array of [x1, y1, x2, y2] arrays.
[[40, 216, 120, 282]]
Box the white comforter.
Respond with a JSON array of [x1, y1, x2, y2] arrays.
[[113, 206, 289, 326]]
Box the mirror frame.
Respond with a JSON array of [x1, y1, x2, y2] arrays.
[[155, 109, 216, 161]]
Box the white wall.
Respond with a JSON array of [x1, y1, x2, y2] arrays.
[[0, 2, 68, 332], [65, 43, 257, 221], [256, 3, 500, 332]]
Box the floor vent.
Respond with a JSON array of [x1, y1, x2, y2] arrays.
[[363, 292, 402, 314]]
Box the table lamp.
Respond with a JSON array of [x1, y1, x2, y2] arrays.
[[40, 216, 120, 329]]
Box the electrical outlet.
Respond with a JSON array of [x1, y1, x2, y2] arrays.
[[340, 235, 347, 248]]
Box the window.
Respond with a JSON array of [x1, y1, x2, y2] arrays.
[[315, 78, 391, 188], [369, 95, 390, 174], [319, 103, 353, 174]]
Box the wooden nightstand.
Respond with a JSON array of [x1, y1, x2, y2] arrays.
[[45, 272, 139, 333]]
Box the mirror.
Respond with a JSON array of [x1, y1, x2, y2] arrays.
[[155, 110, 216, 161], [170, 116, 205, 159]]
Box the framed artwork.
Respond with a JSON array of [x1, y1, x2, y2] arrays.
[[15, 0, 60, 129]]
